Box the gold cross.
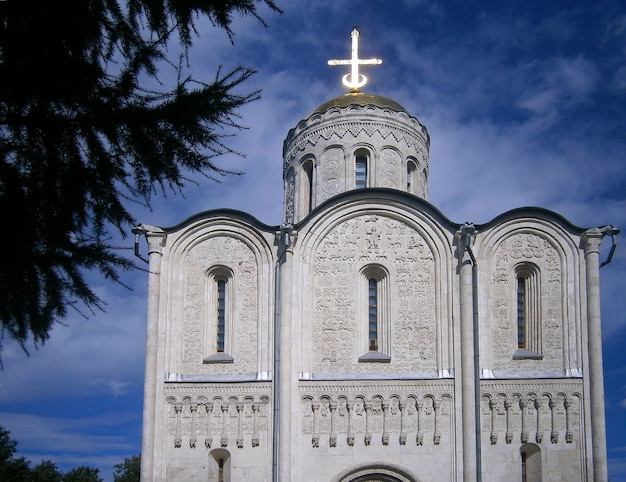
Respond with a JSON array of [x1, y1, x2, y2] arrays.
[[328, 27, 382, 92]]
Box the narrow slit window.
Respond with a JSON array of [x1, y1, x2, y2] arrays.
[[368, 278, 378, 350], [359, 264, 390, 362], [217, 279, 226, 352], [304, 160, 313, 212], [407, 159, 418, 194], [355, 153, 368, 188], [513, 263, 542, 359], [517, 277, 526, 349], [204, 266, 234, 363], [218, 457, 224, 482], [520, 444, 541, 481]]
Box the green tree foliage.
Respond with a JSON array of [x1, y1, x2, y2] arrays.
[[112, 454, 140, 482], [63, 466, 103, 482], [0, 0, 281, 357], [0, 426, 106, 481], [0, 426, 31, 481], [31, 460, 64, 482]]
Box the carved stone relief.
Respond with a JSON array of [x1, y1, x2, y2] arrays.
[[312, 215, 437, 373], [318, 148, 344, 204], [490, 232, 563, 369], [284, 168, 295, 224], [379, 148, 401, 189], [164, 385, 270, 450], [481, 388, 581, 446], [183, 235, 259, 375], [300, 382, 453, 449]]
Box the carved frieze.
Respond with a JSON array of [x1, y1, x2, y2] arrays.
[[283, 113, 429, 177], [480, 381, 582, 446], [300, 381, 453, 449], [164, 384, 270, 450]]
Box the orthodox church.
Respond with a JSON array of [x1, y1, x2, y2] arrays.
[[136, 29, 618, 481]]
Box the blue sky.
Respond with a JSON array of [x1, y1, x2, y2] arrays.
[[1, 1, 625, 480]]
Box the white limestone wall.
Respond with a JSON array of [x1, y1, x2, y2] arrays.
[[286, 195, 458, 481], [142, 214, 277, 481], [470, 213, 592, 481], [160, 384, 272, 482], [478, 380, 586, 482], [296, 381, 455, 482]]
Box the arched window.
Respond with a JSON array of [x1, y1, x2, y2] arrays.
[[355, 149, 370, 188], [517, 276, 525, 348], [406, 158, 418, 194], [359, 265, 391, 362], [204, 266, 234, 363], [303, 159, 314, 212], [513, 263, 542, 359], [368, 278, 378, 351], [209, 449, 231, 482], [216, 279, 226, 352], [520, 443, 542, 482]]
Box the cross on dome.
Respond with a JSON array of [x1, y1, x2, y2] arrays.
[[327, 26, 382, 92]]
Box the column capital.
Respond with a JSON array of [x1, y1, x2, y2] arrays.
[[582, 225, 620, 255], [582, 228, 604, 255], [141, 224, 166, 255]]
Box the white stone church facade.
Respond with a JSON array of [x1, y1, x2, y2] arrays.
[[136, 38, 618, 482]]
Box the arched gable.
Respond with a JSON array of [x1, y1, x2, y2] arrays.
[[294, 192, 457, 378], [157, 212, 276, 378], [475, 212, 585, 375]]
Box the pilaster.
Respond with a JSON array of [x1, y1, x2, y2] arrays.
[[582, 228, 608, 481], [277, 227, 296, 481], [139, 226, 166, 482], [457, 224, 478, 482]]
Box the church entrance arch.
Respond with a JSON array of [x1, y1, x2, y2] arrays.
[[349, 474, 405, 482], [334, 464, 419, 482]]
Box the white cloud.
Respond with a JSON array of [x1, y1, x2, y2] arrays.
[[0, 281, 146, 403], [90, 378, 133, 397]]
